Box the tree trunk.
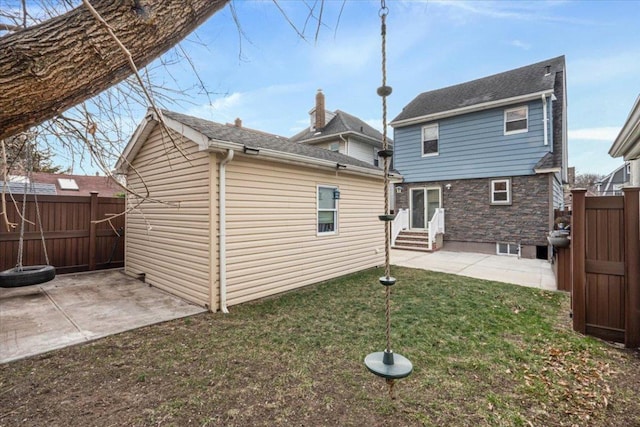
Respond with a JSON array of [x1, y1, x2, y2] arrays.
[[0, 0, 229, 141]]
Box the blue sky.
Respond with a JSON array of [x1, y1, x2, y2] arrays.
[[156, 0, 639, 177]]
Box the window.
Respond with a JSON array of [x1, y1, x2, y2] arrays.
[[504, 106, 528, 134], [491, 179, 511, 205], [497, 242, 519, 256], [329, 142, 340, 152], [317, 186, 338, 234], [373, 147, 379, 167], [422, 124, 439, 156]]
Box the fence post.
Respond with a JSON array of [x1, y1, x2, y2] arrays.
[[89, 191, 99, 271], [623, 187, 640, 348], [571, 189, 587, 334]]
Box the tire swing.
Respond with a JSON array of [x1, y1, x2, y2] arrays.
[[364, 0, 412, 399], [0, 139, 56, 288]]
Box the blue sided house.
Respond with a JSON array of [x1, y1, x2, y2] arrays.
[[390, 56, 568, 259]]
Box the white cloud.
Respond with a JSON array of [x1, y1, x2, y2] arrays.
[[427, 0, 599, 25], [569, 127, 621, 141], [509, 39, 531, 50], [210, 92, 244, 111], [570, 52, 640, 86]]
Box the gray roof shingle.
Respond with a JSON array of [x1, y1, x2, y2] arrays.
[[534, 152, 560, 170], [162, 110, 380, 171], [290, 110, 390, 146], [392, 56, 565, 124]]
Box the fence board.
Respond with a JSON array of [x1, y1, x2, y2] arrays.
[[571, 187, 640, 347], [0, 193, 125, 274]]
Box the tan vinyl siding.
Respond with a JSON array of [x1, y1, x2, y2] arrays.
[[125, 127, 213, 307], [225, 156, 385, 306]]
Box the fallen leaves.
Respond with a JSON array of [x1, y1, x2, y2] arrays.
[[521, 345, 614, 424]]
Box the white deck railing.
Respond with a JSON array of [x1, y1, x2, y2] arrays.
[[391, 209, 409, 245], [427, 208, 445, 250]]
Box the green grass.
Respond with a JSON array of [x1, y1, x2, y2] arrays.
[[1, 267, 639, 426]]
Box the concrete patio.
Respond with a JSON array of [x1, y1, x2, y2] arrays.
[[391, 249, 557, 291], [0, 269, 206, 363]]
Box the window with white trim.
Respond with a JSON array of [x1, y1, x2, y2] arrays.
[[422, 123, 439, 156], [491, 179, 511, 205], [317, 186, 338, 234], [497, 242, 519, 256], [329, 142, 340, 152], [504, 106, 528, 134]]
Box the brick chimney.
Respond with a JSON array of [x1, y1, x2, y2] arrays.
[[315, 89, 325, 131], [234, 118, 242, 128]]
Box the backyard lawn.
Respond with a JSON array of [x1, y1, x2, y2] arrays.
[[1, 267, 639, 426]]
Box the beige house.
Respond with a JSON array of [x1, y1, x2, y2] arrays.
[[115, 110, 386, 311], [290, 90, 390, 167], [609, 94, 640, 186]]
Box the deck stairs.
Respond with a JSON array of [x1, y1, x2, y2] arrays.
[[392, 230, 437, 252]]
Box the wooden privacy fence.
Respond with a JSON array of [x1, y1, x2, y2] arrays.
[[553, 208, 572, 292], [0, 192, 125, 274], [571, 187, 640, 348]]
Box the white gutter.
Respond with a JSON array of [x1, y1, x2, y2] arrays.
[[219, 149, 234, 313], [542, 94, 549, 146], [202, 140, 385, 179], [609, 94, 640, 160], [391, 90, 554, 128]]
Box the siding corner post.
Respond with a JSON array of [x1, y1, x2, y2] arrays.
[[89, 191, 99, 271], [623, 187, 640, 348], [571, 189, 587, 334]]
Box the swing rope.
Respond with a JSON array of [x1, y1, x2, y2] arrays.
[[16, 173, 28, 270], [364, 0, 412, 399], [380, 0, 392, 364], [379, 0, 395, 398], [15, 139, 50, 270]]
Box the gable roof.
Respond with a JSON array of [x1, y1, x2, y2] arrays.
[[596, 162, 630, 195], [391, 56, 565, 127], [290, 109, 389, 147], [117, 109, 383, 177]]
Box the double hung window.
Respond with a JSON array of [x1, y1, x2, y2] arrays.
[[422, 124, 439, 156], [317, 186, 338, 234]]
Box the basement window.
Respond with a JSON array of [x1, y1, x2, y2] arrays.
[[497, 242, 519, 256]]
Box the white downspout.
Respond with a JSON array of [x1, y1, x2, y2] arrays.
[[542, 94, 549, 146], [339, 133, 348, 155], [219, 149, 234, 313]]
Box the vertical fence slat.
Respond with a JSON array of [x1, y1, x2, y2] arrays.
[[623, 187, 640, 348], [88, 192, 98, 271], [571, 189, 587, 333]]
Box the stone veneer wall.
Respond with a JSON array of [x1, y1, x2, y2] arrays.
[[395, 174, 552, 256]]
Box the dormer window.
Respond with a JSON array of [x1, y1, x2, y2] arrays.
[[504, 106, 528, 134]]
